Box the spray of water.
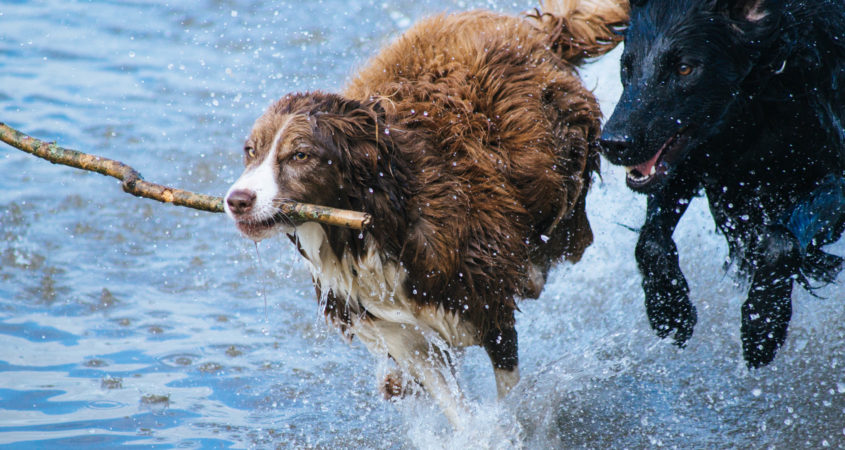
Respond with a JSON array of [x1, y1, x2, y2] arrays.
[[253, 241, 269, 321]]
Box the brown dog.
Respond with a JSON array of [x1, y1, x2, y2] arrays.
[[225, 0, 626, 425]]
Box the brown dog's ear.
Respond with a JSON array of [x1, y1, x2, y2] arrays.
[[309, 96, 412, 229]]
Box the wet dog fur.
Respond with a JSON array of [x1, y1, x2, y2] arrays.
[[601, 0, 845, 368], [225, 0, 626, 425]]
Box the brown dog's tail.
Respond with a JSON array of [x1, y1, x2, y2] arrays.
[[527, 0, 629, 65]]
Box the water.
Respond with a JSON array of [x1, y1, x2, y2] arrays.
[[1, 1, 843, 448]]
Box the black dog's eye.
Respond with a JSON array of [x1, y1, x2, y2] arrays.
[[292, 151, 309, 161], [245, 146, 256, 158], [677, 63, 694, 76]]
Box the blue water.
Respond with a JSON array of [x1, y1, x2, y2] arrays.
[[1, 1, 844, 448]]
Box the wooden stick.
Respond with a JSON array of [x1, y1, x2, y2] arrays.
[[0, 123, 372, 230]]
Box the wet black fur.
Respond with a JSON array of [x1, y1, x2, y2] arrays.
[[601, 0, 845, 367]]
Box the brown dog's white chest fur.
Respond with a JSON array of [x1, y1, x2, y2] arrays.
[[294, 222, 479, 347]]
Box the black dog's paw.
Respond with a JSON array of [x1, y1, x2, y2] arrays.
[[741, 322, 789, 368], [644, 289, 697, 347], [740, 293, 791, 368], [742, 333, 784, 369]]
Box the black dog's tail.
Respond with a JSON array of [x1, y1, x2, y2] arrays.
[[527, 0, 629, 65]]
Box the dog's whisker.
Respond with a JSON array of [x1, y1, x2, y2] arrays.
[[270, 198, 298, 227]]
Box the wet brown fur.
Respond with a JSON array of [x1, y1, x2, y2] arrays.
[[255, 3, 626, 336]]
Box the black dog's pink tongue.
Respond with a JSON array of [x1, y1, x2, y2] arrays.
[[628, 148, 663, 177]]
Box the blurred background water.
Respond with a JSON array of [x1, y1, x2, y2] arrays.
[[0, 0, 843, 448]]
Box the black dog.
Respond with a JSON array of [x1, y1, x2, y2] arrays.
[[600, 0, 845, 367]]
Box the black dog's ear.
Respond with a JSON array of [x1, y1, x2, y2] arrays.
[[630, 0, 648, 7], [715, 0, 769, 22]]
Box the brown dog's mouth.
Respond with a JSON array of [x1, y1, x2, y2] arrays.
[[625, 129, 689, 190], [234, 211, 294, 240]]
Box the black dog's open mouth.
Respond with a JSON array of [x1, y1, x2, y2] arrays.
[[625, 129, 689, 190]]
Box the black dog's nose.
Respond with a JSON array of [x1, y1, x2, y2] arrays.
[[226, 189, 256, 215], [599, 134, 632, 155], [599, 132, 636, 165]]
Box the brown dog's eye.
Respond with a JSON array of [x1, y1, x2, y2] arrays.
[[245, 147, 256, 158], [292, 152, 309, 161], [677, 63, 693, 76]]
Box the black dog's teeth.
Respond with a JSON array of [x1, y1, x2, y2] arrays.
[[626, 167, 653, 182]]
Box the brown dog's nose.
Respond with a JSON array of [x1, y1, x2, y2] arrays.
[[226, 189, 256, 215]]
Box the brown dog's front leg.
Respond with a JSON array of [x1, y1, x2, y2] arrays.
[[483, 326, 519, 397]]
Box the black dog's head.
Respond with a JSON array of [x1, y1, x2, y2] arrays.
[[601, 0, 779, 192]]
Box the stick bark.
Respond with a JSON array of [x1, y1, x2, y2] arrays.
[[0, 123, 371, 230]]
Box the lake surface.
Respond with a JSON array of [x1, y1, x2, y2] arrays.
[[1, 0, 844, 448]]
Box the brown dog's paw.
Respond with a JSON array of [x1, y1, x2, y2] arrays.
[[380, 371, 408, 400]]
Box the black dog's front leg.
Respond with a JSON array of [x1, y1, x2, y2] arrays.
[[636, 180, 698, 346], [742, 226, 799, 368]]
